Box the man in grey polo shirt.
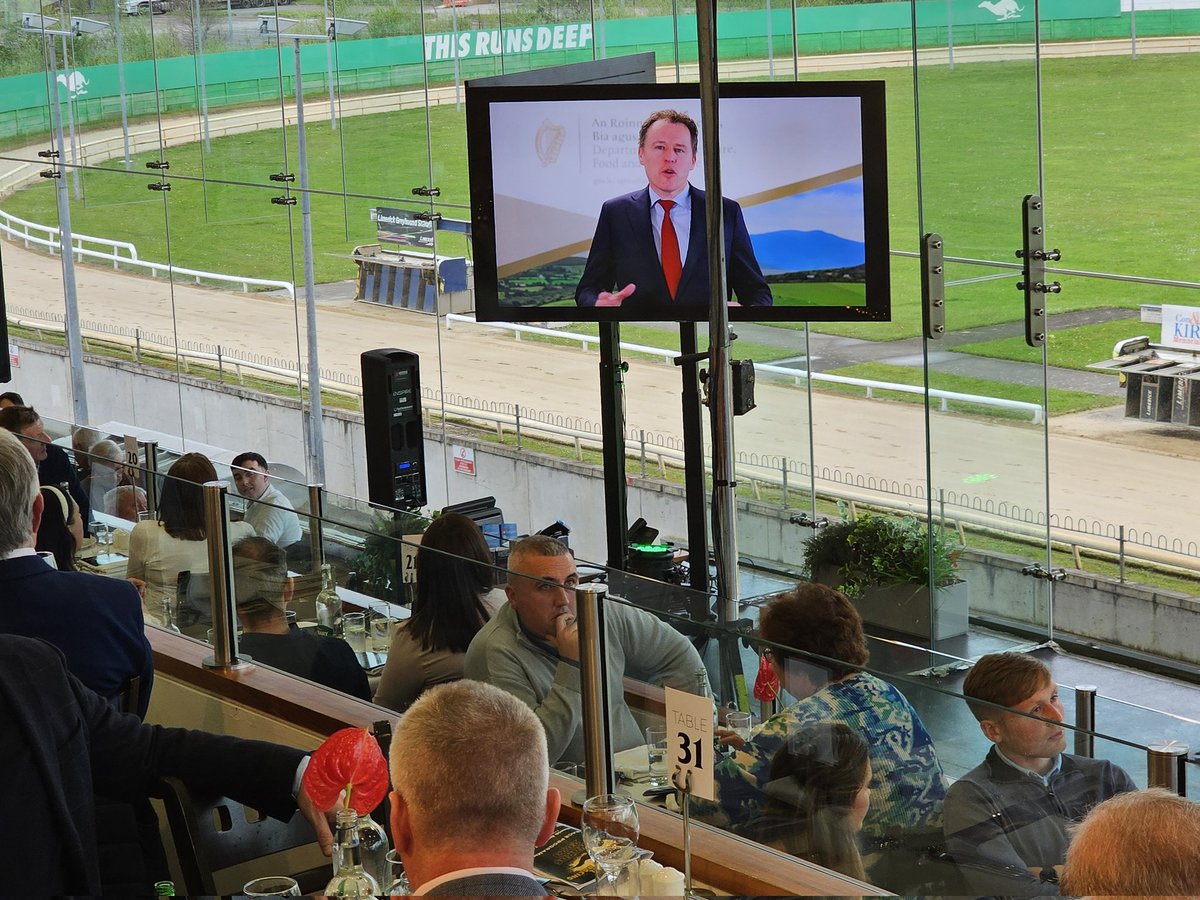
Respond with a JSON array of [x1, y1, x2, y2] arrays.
[[465, 534, 703, 765]]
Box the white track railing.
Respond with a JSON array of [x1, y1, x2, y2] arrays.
[[0, 212, 294, 298], [445, 314, 1045, 423]]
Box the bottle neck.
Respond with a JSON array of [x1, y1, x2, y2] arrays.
[[334, 810, 364, 870]]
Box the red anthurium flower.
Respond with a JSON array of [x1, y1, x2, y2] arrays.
[[302, 727, 390, 814], [753, 652, 780, 702]]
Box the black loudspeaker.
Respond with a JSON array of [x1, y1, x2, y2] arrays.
[[0, 243, 10, 384], [360, 349, 427, 510]]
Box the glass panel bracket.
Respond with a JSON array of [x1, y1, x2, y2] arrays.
[[921, 232, 945, 339], [1016, 194, 1062, 348]]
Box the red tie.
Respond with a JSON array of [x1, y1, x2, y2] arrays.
[[659, 199, 682, 300]]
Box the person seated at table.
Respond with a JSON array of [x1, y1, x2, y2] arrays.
[[943, 652, 1136, 896], [231, 451, 302, 549], [0, 428, 153, 718], [83, 438, 133, 519], [0, 403, 91, 533], [35, 484, 85, 571], [0, 633, 333, 895], [388, 679, 560, 896], [105, 483, 149, 523], [745, 722, 872, 881], [374, 512, 506, 712], [700, 585, 946, 868], [1060, 787, 1200, 897], [465, 534, 704, 765], [232, 536, 371, 701], [71, 425, 102, 483], [126, 452, 254, 625]]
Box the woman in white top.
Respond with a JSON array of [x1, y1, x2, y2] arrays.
[[126, 452, 253, 625], [374, 512, 504, 712]]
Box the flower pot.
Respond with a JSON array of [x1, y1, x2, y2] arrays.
[[813, 566, 969, 640]]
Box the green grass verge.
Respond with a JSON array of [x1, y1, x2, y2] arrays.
[[823, 361, 1119, 417], [4, 54, 1199, 342], [954, 314, 1148, 371]]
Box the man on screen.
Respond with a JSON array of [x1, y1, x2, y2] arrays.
[[575, 109, 772, 310]]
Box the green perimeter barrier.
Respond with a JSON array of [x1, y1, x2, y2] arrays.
[[3, 2, 1197, 142]]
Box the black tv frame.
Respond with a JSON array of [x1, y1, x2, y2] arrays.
[[466, 80, 890, 324]]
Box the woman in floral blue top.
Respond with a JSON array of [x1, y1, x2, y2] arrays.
[[700, 584, 946, 844]]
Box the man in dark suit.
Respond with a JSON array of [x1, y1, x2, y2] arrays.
[[389, 680, 560, 896], [0, 403, 91, 529], [0, 633, 332, 895], [575, 108, 772, 311], [233, 535, 372, 701], [0, 427, 153, 717]]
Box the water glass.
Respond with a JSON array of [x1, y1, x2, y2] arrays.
[[94, 522, 111, 547], [343, 612, 366, 653], [242, 875, 300, 896], [726, 711, 755, 742], [645, 726, 669, 786], [384, 849, 410, 895], [368, 607, 393, 653]]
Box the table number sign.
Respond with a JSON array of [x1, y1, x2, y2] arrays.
[[664, 686, 715, 800]]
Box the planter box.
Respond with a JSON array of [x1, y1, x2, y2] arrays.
[[815, 566, 969, 641]]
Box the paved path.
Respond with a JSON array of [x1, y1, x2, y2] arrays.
[[5, 239, 1200, 553]]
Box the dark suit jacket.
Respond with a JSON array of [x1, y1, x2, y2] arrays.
[[424, 870, 549, 896], [0, 635, 307, 895], [575, 185, 773, 310], [0, 553, 154, 717], [40, 442, 91, 530], [239, 626, 372, 701]]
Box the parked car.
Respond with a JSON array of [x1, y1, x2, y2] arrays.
[[124, 0, 170, 14]]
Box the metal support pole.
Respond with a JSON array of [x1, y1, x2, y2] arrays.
[[307, 483, 325, 572], [577, 584, 615, 802], [294, 38, 327, 485], [47, 35, 89, 426], [201, 481, 248, 669], [1073, 684, 1096, 758], [679, 324, 709, 606], [599, 322, 628, 571], [1147, 741, 1188, 796], [695, 0, 738, 631], [140, 439, 160, 518], [324, 0, 337, 130]]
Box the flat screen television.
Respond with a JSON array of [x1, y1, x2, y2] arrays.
[[465, 80, 890, 324]]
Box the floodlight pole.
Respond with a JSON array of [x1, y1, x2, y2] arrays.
[[114, 0, 131, 168], [60, 33, 82, 200], [293, 36, 326, 484], [450, 1, 461, 112], [324, 13, 337, 128], [695, 0, 738, 628], [194, 0, 211, 152], [45, 32, 90, 425]]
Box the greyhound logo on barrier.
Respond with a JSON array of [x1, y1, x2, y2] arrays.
[[57, 70, 90, 98], [978, 0, 1024, 19]]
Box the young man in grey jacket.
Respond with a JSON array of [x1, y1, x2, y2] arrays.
[[943, 652, 1136, 896]]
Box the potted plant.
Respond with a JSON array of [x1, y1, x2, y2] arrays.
[[802, 509, 967, 640]]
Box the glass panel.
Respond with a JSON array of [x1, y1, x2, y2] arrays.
[[913, 0, 1051, 650]]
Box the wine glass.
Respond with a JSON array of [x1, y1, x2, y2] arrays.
[[581, 794, 639, 895]]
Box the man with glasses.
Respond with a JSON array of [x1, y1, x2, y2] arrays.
[[465, 534, 703, 765]]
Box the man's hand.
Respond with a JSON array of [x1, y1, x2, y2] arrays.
[[549, 610, 580, 662], [596, 284, 636, 307], [297, 786, 334, 857]]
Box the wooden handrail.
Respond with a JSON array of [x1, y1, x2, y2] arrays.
[[147, 627, 885, 896]]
